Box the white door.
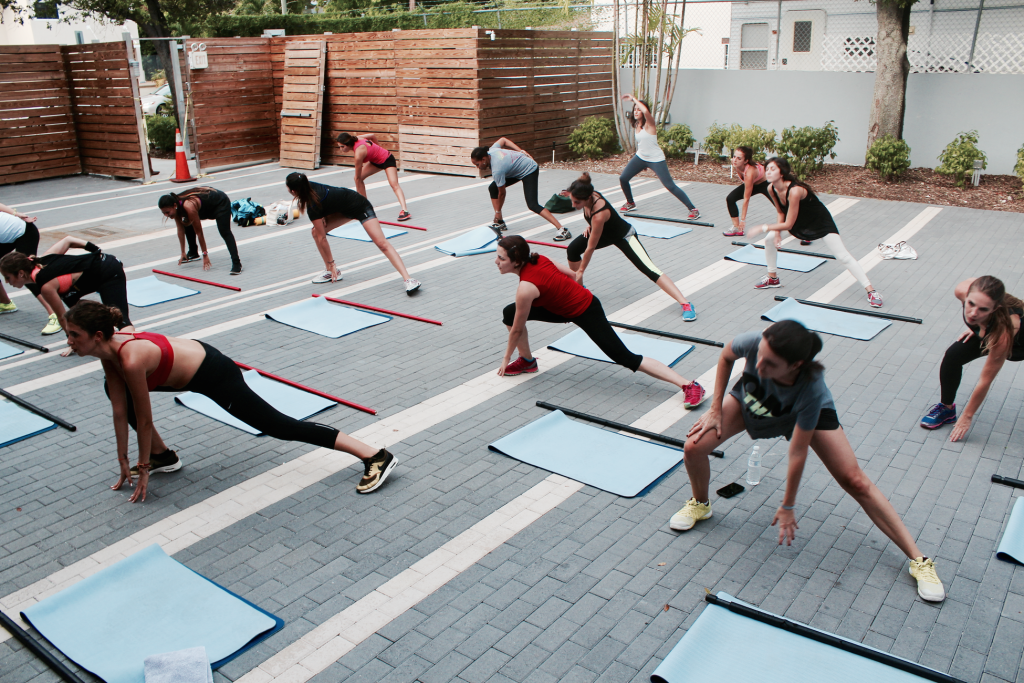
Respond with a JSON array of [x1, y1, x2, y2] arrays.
[[779, 10, 826, 70]]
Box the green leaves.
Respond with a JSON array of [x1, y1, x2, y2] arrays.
[[145, 114, 177, 153], [1014, 144, 1024, 186], [865, 134, 911, 182], [657, 124, 695, 159], [936, 130, 987, 189], [702, 122, 732, 159], [777, 121, 839, 180], [701, 122, 776, 162], [567, 116, 622, 160]]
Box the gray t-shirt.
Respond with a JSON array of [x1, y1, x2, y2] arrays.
[[489, 144, 538, 187], [728, 330, 836, 439]]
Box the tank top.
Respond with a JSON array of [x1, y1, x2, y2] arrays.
[[180, 188, 230, 221], [116, 332, 175, 390], [770, 184, 839, 241], [584, 193, 633, 242], [354, 138, 391, 166], [744, 162, 765, 184], [519, 255, 593, 318], [25, 252, 102, 299], [634, 127, 665, 163]]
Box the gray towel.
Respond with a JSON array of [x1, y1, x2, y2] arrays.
[[144, 646, 213, 683]]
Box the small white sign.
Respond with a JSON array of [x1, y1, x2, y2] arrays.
[[188, 51, 208, 69]]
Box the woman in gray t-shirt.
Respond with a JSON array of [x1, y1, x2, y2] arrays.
[[670, 320, 945, 603]]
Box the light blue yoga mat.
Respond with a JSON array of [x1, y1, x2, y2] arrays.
[[328, 224, 406, 241], [0, 400, 56, 448], [0, 340, 24, 361], [488, 410, 685, 497], [762, 297, 892, 341], [265, 295, 391, 338], [174, 369, 335, 435], [725, 244, 826, 272], [629, 219, 692, 240], [997, 497, 1024, 564], [126, 275, 199, 307], [434, 225, 499, 256], [548, 327, 693, 367], [651, 592, 941, 683], [21, 544, 283, 683]]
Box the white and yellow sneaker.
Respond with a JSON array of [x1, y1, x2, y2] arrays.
[[670, 498, 712, 531], [41, 313, 61, 335], [0, 302, 17, 314], [909, 557, 945, 602]]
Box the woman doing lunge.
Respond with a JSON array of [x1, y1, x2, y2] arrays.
[[566, 173, 698, 322], [63, 299, 398, 503], [618, 94, 699, 220], [672, 321, 945, 602], [743, 157, 883, 308], [158, 187, 243, 275], [495, 235, 707, 407], [0, 202, 61, 334], [920, 276, 1023, 441], [336, 132, 411, 222], [285, 172, 421, 293], [721, 146, 774, 237]]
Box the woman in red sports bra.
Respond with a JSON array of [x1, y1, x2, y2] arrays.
[[336, 132, 411, 222], [64, 300, 398, 503]]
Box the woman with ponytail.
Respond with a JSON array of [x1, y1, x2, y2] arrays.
[[920, 276, 1024, 440], [672, 320, 945, 603], [336, 132, 411, 222], [566, 172, 698, 322], [721, 146, 775, 237], [494, 235, 707, 407], [157, 186, 242, 275], [63, 299, 398, 503], [285, 172, 421, 292]]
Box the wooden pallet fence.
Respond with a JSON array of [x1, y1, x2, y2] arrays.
[[279, 40, 326, 170], [0, 45, 81, 185]]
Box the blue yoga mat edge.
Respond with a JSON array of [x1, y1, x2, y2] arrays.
[[1, 422, 58, 449]]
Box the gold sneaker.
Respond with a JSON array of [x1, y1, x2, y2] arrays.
[[670, 498, 712, 531], [356, 448, 397, 494], [909, 557, 945, 602], [41, 313, 61, 335]]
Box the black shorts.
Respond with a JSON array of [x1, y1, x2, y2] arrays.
[[330, 195, 377, 224], [369, 154, 397, 171], [0, 222, 40, 258]]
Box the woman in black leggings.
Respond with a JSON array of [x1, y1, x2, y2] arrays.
[[920, 276, 1023, 441], [158, 187, 243, 275], [63, 300, 397, 503], [722, 146, 775, 237]]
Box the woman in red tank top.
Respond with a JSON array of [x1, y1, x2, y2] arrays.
[[495, 235, 707, 408], [336, 132, 411, 222]]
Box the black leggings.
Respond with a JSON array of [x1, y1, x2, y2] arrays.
[[489, 168, 544, 215], [502, 296, 642, 372], [66, 253, 132, 328], [184, 209, 241, 265], [726, 180, 772, 218], [107, 342, 339, 449], [940, 334, 1024, 405], [566, 233, 663, 283]]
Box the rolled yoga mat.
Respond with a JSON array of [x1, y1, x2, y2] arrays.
[[488, 410, 685, 497], [724, 243, 826, 272], [175, 369, 336, 435], [434, 225, 500, 256], [628, 219, 692, 240], [548, 328, 693, 367], [0, 400, 57, 448], [762, 297, 892, 341], [126, 275, 199, 307], [265, 295, 391, 338], [21, 544, 283, 683], [0, 340, 24, 361], [997, 497, 1024, 564], [328, 224, 406, 241]]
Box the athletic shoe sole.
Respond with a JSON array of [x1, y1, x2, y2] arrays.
[[397, 214, 412, 222], [230, 266, 243, 276], [754, 283, 782, 289], [358, 454, 398, 494], [504, 366, 538, 376], [0, 307, 16, 314]]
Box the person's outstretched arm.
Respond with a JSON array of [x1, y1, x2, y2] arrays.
[[44, 236, 90, 255], [0, 202, 36, 224]]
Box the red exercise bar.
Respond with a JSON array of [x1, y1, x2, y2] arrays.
[[233, 361, 377, 415], [526, 239, 567, 250], [313, 294, 443, 326], [380, 220, 427, 231], [153, 269, 241, 292]]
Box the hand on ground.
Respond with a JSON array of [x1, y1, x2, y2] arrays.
[[772, 508, 798, 545], [129, 471, 148, 502], [950, 414, 972, 442], [202, 256, 212, 271]]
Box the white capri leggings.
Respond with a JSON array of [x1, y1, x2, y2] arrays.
[[766, 233, 872, 288]]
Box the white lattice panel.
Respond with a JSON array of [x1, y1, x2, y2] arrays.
[[821, 32, 1024, 73], [972, 33, 1024, 73]]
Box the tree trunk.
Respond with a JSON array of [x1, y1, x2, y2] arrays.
[[865, 0, 911, 155], [140, 0, 180, 125]]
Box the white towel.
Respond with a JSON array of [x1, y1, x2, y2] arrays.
[[144, 646, 213, 683]]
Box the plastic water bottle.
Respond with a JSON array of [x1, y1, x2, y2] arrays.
[[746, 445, 761, 486]]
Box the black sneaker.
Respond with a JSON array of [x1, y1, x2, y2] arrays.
[[230, 262, 243, 275], [800, 240, 813, 246], [182, 251, 201, 263], [356, 448, 397, 494], [130, 449, 182, 476], [488, 220, 507, 234]]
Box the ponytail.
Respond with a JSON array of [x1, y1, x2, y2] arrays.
[[337, 132, 358, 149], [0, 251, 38, 278], [285, 172, 321, 214], [568, 172, 595, 200], [497, 234, 538, 267], [65, 300, 122, 340], [762, 320, 824, 375]]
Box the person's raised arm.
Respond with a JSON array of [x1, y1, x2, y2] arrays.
[[0, 202, 36, 224], [495, 137, 530, 156], [687, 340, 740, 442], [499, 282, 539, 375], [772, 424, 813, 544], [951, 334, 1010, 442], [44, 236, 90, 256], [360, 132, 378, 145], [119, 349, 155, 502], [182, 199, 211, 271]]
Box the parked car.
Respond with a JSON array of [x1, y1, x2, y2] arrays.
[[142, 84, 172, 116]]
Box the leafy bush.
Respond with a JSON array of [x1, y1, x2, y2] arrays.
[[936, 130, 987, 189], [146, 114, 177, 153], [726, 124, 777, 163], [865, 134, 911, 182], [657, 124, 695, 159], [777, 120, 839, 180], [702, 122, 732, 159], [1013, 143, 1024, 186], [567, 116, 621, 159]]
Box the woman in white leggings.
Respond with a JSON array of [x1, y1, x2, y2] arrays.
[[743, 157, 882, 308]]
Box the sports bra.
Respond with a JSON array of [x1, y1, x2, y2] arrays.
[[31, 266, 73, 294], [116, 332, 175, 390]]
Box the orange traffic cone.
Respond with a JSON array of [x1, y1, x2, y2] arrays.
[[169, 128, 196, 183]]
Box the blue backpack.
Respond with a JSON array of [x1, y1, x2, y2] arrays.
[[230, 198, 266, 226]]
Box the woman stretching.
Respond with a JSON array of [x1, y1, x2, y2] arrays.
[[157, 187, 243, 275], [721, 146, 774, 237], [743, 157, 882, 308], [673, 320, 945, 602], [63, 299, 398, 503], [0, 202, 62, 334], [920, 276, 1023, 440], [336, 132, 411, 222], [618, 94, 699, 220], [566, 173, 698, 322], [285, 172, 421, 293], [495, 235, 706, 408]]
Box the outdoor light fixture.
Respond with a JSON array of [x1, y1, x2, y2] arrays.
[[973, 159, 983, 187]]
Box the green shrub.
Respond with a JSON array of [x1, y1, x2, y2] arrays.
[[146, 114, 177, 153], [702, 122, 732, 159], [865, 134, 911, 182], [777, 120, 839, 180], [657, 123, 695, 159], [725, 124, 777, 163], [566, 116, 620, 159], [936, 130, 986, 189], [1013, 143, 1024, 186]]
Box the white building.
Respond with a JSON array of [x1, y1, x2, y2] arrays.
[[0, 0, 138, 45]]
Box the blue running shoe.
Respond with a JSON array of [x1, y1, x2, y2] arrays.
[[681, 302, 697, 322], [920, 403, 956, 429]]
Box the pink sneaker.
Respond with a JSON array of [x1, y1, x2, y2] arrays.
[[504, 356, 538, 375], [620, 202, 636, 212], [868, 290, 883, 308], [682, 381, 707, 409], [687, 208, 701, 220], [754, 275, 781, 289], [722, 228, 744, 237]]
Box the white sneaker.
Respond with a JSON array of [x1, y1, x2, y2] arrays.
[[311, 270, 341, 284], [895, 241, 918, 260], [909, 557, 945, 602], [404, 278, 421, 294], [877, 243, 898, 260], [669, 498, 712, 531]]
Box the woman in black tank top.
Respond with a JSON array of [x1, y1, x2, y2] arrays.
[[564, 173, 698, 322]]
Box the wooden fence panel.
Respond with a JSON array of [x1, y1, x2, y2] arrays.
[[0, 45, 80, 185], [279, 41, 326, 170]]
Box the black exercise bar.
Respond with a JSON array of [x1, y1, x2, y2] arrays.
[[536, 401, 724, 457], [0, 388, 76, 432], [0, 611, 87, 683], [609, 321, 724, 348], [773, 296, 923, 324], [0, 331, 49, 353], [731, 241, 835, 260], [703, 594, 966, 683], [624, 211, 715, 228], [992, 474, 1024, 489]]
